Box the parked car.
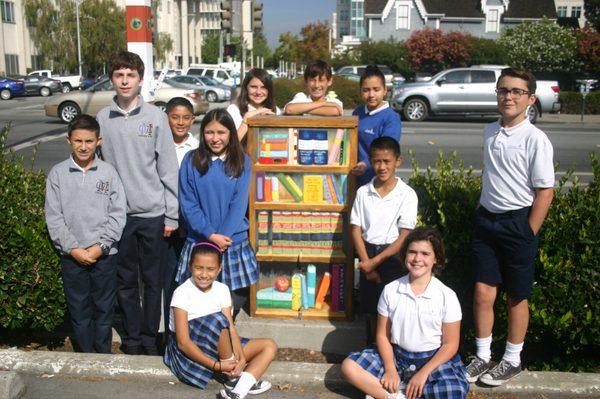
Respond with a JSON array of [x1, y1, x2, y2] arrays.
[[184, 65, 237, 87], [28, 69, 83, 92], [166, 75, 232, 102], [337, 65, 397, 87], [391, 66, 560, 123], [335, 72, 360, 82], [44, 78, 209, 123], [0, 77, 25, 100], [19, 75, 62, 97]]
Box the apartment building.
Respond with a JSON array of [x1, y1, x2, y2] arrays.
[[0, 0, 39, 75], [555, 0, 586, 28]]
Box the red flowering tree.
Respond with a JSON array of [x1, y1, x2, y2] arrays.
[[405, 28, 472, 74], [576, 27, 600, 75]]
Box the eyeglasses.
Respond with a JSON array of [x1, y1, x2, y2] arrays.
[[495, 88, 530, 98]]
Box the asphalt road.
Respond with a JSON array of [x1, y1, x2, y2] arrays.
[[1, 95, 598, 185]]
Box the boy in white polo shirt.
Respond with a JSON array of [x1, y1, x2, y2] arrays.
[[467, 68, 554, 386], [350, 136, 418, 345]]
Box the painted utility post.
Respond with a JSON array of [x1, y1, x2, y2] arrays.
[[125, 0, 154, 100]]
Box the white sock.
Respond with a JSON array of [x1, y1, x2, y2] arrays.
[[232, 371, 256, 398], [502, 341, 523, 367], [475, 335, 492, 362]]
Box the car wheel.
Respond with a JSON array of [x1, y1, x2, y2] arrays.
[[40, 87, 51, 97], [62, 84, 72, 93], [58, 102, 81, 123], [403, 98, 428, 122], [527, 104, 539, 124], [155, 101, 167, 113], [206, 91, 218, 102], [0, 89, 11, 100]]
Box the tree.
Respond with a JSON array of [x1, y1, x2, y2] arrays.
[[24, 0, 125, 75], [251, 31, 272, 65], [356, 38, 412, 76], [584, 0, 600, 31], [575, 27, 600, 74], [296, 21, 330, 63], [272, 32, 299, 65], [201, 32, 220, 64], [154, 32, 173, 64], [405, 28, 472, 74], [499, 18, 579, 73], [467, 36, 509, 66]]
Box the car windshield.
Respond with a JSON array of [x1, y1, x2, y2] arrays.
[[88, 79, 113, 91], [200, 76, 219, 85], [163, 79, 190, 89]]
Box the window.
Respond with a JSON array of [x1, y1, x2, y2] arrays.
[[4, 54, 18, 75], [471, 70, 496, 83], [340, 9, 348, 21], [396, 4, 409, 29], [486, 9, 499, 32], [31, 55, 43, 70], [1, 1, 15, 23], [216, 70, 228, 80], [571, 6, 582, 18], [187, 68, 204, 75], [556, 6, 567, 17], [443, 70, 468, 84]]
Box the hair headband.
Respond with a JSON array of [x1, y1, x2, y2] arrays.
[[192, 241, 223, 253]]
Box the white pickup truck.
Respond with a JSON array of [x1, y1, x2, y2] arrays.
[[28, 70, 83, 93], [391, 66, 561, 124]]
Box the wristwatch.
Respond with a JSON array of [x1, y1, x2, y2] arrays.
[[97, 243, 110, 255]]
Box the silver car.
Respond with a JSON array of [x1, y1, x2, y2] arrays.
[[166, 75, 232, 102]]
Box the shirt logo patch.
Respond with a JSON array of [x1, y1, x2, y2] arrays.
[[365, 128, 375, 135], [95, 180, 110, 195], [138, 122, 153, 138]]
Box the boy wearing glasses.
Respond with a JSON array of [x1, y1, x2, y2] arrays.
[[466, 68, 554, 386]]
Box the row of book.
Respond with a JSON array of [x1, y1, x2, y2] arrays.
[[256, 173, 347, 204], [256, 129, 348, 166], [255, 264, 345, 312], [257, 211, 345, 255]]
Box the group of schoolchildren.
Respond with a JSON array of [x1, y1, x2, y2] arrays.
[[44, 50, 554, 399]]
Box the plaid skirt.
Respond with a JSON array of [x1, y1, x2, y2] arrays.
[[176, 239, 258, 291], [163, 312, 249, 389], [347, 345, 469, 399]]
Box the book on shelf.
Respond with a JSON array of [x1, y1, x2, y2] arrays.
[[325, 175, 338, 204], [315, 272, 331, 310], [264, 178, 272, 202], [300, 273, 309, 309], [277, 173, 303, 202], [330, 264, 345, 312], [303, 175, 323, 203], [327, 129, 344, 165], [291, 274, 302, 310], [307, 265, 316, 308], [256, 172, 265, 202]]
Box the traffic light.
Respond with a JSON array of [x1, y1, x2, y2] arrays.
[[224, 43, 236, 57], [221, 0, 232, 32], [252, 1, 263, 31]]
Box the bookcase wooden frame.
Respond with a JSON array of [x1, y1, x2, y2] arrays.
[[247, 115, 358, 320]]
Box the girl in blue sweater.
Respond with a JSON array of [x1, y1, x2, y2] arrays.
[[350, 65, 402, 187], [177, 108, 258, 319]]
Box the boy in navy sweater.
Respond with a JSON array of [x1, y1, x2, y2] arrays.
[[45, 115, 126, 353]]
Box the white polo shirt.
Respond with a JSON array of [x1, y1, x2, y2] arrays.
[[350, 177, 418, 245], [283, 92, 344, 114], [168, 278, 231, 332], [226, 103, 282, 129], [174, 133, 199, 167], [480, 118, 554, 213], [378, 275, 462, 352]]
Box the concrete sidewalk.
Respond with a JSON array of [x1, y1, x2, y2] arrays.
[[1, 348, 599, 399]]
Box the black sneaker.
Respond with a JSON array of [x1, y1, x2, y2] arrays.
[[223, 378, 272, 395], [479, 359, 522, 386], [465, 356, 493, 383], [217, 389, 241, 399]]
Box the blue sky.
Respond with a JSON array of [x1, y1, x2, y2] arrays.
[[261, 0, 336, 49]]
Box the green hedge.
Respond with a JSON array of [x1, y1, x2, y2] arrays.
[[273, 77, 362, 111], [559, 91, 600, 114], [408, 150, 599, 371], [0, 124, 65, 331]]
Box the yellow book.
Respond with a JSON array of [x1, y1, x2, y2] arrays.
[[291, 274, 302, 311], [303, 175, 324, 203]]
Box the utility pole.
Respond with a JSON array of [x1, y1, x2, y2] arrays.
[[75, 0, 82, 76]]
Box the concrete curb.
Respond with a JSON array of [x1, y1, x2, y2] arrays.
[[0, 371, 26, 399], [2, 348, 600, 397]]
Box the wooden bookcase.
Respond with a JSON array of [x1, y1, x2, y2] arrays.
[[247, 116, 358, 320]]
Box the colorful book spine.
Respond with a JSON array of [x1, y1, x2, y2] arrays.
[[256, 172, 265, 202], [339, 263, 345, 311], [323, 176, 333, 204], [259, 150, 289, 158], [272, 211, 283, 254], [258, 211, 269, 254], [327, 128, 345, 165], [307, 264, 316, 307], [340, 175, 347, 204], [261, 132, 288, 139], [300, 274, 309, 309], [303, 175, 323, 203], [291, 274, 302, 310], [277, 173, 303, 202], [271, 177, 280, 202], [330, 264, 340, 312], [331, 175, 342, 205], [325, 175, 338, 204], [264, 177, 272, 202], [315, 272, 331, 310]]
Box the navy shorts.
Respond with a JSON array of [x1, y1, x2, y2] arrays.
[[471, 206, 539, 300]]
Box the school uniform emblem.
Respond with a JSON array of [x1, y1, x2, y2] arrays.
[[138, 122, 153, 138], [95, 180, 110, 195]]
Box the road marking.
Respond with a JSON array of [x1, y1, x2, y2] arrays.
[[396, 167, 593, 176], [11, 104, 45, 111], [4, 131, 67, 153]]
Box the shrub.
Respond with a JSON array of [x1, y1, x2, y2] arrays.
[[405, 28, 472, 74], [272, 77, 304, 110], [559, 91, 600, 114], [467, 36, 509, 66], [0, 124, 65, 331], [408, 151, 600, 371]]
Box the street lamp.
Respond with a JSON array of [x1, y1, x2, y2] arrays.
[[75, 0, 83, 77]]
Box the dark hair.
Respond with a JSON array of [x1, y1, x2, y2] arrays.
[[108, 51, 145, 80], [399, 228, 446, 275], [166, 97, 194, 114], [68, 114, 100, 137], [304, 59, 332, 80], [237, 68, 276, 116], [497, 67, 536, 94], [189, 242, 223, 266], [193, 108, 245, 177], [369, 136, 401, 158], [359, 65, 386, 87]]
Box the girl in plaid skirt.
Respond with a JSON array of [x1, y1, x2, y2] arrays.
[[342, 228, 469, 399], [165, 243, 277, 399], [178, 108, 258, 319]]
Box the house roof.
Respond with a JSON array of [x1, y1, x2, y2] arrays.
[[364, 0, 557, 19]]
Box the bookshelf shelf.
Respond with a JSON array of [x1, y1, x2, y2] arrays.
[[248, 116, 358, 321]]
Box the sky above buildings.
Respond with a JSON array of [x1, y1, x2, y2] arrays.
[[261, 0, 336, 49]]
